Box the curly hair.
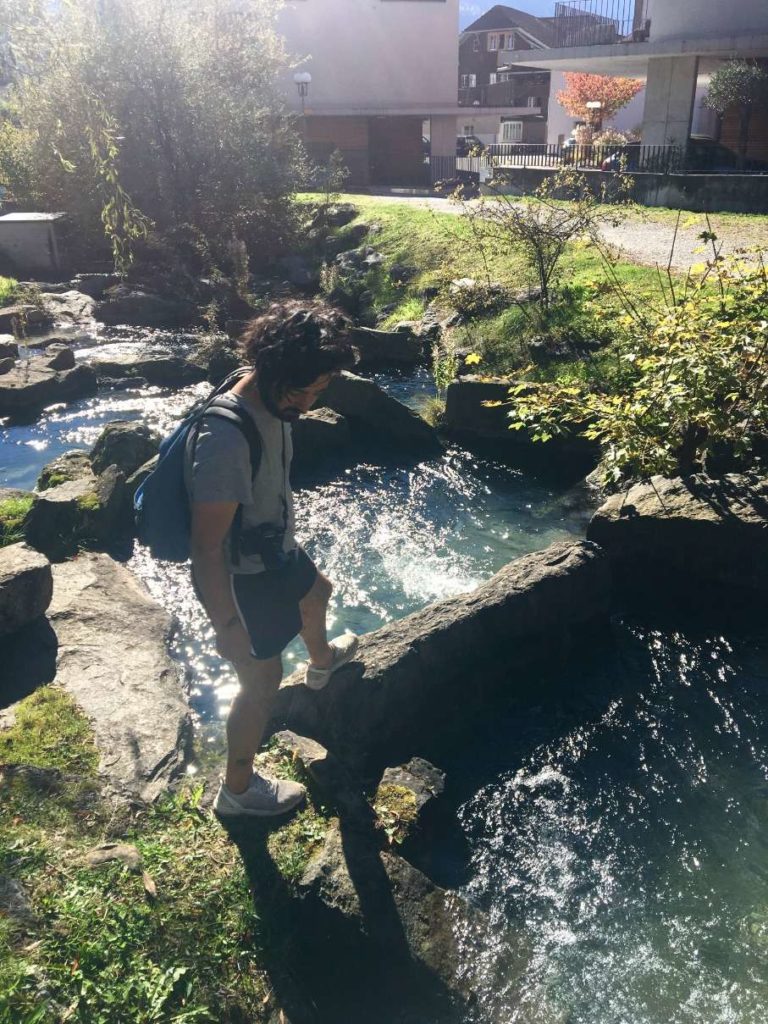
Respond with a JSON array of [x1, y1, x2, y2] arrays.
[[240, 299, 356, 398]]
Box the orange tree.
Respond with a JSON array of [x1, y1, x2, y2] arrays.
[[556, 73, 644, 127]]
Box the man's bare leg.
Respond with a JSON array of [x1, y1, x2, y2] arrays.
[[299, 572, 335, 669], [225, 654, 283, 794]]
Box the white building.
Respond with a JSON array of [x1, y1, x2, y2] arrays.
[[278, 0, 461, 188]]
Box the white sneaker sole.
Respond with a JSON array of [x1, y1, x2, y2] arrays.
[[213, 788, 305, 818], [304, 634, 360, 690]]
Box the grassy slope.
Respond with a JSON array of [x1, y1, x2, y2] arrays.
[[0, 688, 330, 1024], [0, 277, 18, 306]]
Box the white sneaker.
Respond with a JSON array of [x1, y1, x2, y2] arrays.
[[304, 633, 359, 691], [213, 771, 306, 818]]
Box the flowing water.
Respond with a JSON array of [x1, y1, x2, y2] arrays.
[[3, 341, 768, 1022]]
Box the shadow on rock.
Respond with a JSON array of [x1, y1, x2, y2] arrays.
[[0, 616, 58, 709]]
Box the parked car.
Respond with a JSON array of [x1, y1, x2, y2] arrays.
[[456, 135, 485, 157], [600, 142, 641, 172]]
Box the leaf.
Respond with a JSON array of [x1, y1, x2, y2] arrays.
[[142, 871, 158, 900], [464, 352, 482, 366]]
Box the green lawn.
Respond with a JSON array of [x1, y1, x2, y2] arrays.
[[0, 277, 18, 306]]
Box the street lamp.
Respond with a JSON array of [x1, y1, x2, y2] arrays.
[[293, 71, 312, 115]]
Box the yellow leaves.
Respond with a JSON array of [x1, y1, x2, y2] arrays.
[[482, 400, 505, 408], [464, 352, 482, 366], [689, 262, 708, 275]]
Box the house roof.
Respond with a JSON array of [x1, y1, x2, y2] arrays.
[[462, 5, 556, 47]]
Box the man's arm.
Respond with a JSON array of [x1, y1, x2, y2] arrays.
[[190, 501, 253, 665]]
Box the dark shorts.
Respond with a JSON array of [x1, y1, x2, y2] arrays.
[[194, 547, 318, 661]]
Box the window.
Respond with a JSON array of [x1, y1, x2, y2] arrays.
[[473, 36, 480, 51], [489, 73, 497, 85], [463, 124, 474, 135], [460, 74, 477, 88], [526, 96, 538, 108], [488, 33, 498, 51], [501, 120, 523, 142]]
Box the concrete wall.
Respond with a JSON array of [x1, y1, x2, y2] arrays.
[[647, 0, 768, 42], [484, 166, 768, 214], [278, 0, 459, 115], [641, 56, 698, 147]]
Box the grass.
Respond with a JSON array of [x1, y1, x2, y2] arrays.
[[0, 277, 18, 306], [0, 687, 333, 1024], [0, 496, 34, 547]]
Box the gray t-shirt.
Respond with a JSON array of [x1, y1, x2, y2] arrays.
[[186, 394, 296, 574]]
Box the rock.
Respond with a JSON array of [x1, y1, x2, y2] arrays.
[[336, 246, 384, 272], [0, 304, 36, 333], [44, 553, 190, 801], [271, 730, 373, 824], [0, 543, 53, 636], [70, 273, 119, 299], [271, 541, 610, 771], [224, 318, 248, 339], [24, 467, 127, 562], [587, 473, 768, 596], [90, 420, 160, 477], [292, 408, 352, 474], [89, 353, 206, 387], [42, 290, 96, 326], [37, 450, 93, 490], [444, 375, 597, 478], [389, 263, 416, 284], [85, 843, 142, 872], [126, 455, 158, 499], [95, 287, 196, 328], [189, 334, 241, 384], [45, 344, 75, 371], [378, 758, 445, 821], [276, 254, 318, 289], [0, 763, 63, 792], [317, 371, 441, 456], [323, 203, 358, 229], [0, 876, 35, 923], [0, 360, 97, 418], [0, 339, 18, 359], [351, 326, 425, 369], [0, 357, 13, 375], [299, 823, 524, 1016]]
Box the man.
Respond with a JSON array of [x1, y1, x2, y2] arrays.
[[189, 301, 358, 818]]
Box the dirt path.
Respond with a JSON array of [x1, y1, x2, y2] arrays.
[[360, 192, 768, 272]]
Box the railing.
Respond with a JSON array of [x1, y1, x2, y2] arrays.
[[553, 0, 650, 48], [486, 142, 682, 173], [459, 83, 543, 110]]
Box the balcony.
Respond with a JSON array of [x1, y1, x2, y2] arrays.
[[553, 0, 650, 49], [458, 82, 543, 113]]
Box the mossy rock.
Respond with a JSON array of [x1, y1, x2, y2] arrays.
[[24, 468, 127, 561], [37, 450, 93, 491]]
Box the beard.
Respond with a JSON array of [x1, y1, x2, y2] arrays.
[[258, 381, 301, 422]]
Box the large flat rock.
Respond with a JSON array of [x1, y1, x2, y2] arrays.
[[46, 553, 191, 801], [588, 473, 768, 595], [270, 540, 610, 770], [0, 360, 97, 417], [0, 543, 52, 637]]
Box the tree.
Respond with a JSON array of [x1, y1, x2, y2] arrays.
[[705, 60, 768, 169], [0, 0, 307, 274], [557, 72, 644, 128]]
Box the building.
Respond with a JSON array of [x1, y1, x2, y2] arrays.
[[496, 0, 768, 157], [277, 0, 460, 188], [458, 6, 553, 146]]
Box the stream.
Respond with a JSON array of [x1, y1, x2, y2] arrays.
[[2, 334, 767, 1023]]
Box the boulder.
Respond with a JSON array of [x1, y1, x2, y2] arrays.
[[42, 290, 96, 326], [271, 541, 610, 771], [389, 263, 416, 284], [0, 304, 36, 333], [89, 353, 206, 387], [0, 357, 13, 376], [0, 543, 53, 636], [377, 758, 445, 825], [587, 473, 768, 596], [189, 334, 241, 384], [0, 360, 97, 417], [317, 371, 441, 456], [37, 450, 93, 490], [444, 376, 512, 438], [45, 344, 76, 371], [298, 822, 525, 1019], [292, 408, 352, 473], [70, 273, 120, 300], [45, 553, 190, 800], [90, 420, 160, 477], [95, 287, 196, 328], [323, 203, 358, 229], [351, 326, 424, 369], [276, 255, 319, 289], [24, 466, 127, 562], [0, 339, 18, 359]]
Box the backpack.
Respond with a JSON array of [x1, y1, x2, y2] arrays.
[[134, 369, 262, 563]]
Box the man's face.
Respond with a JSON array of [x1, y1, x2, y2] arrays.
[[273, 373, 335, 422]]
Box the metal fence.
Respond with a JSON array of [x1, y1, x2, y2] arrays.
[[553, 0, 650, 48]]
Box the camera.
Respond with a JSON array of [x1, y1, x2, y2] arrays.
[[239, 523, 294, 571]]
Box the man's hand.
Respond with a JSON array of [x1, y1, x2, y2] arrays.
[[215, 618, 254, 666]]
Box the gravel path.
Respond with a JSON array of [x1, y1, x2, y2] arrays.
[[361, 193, 768, 272]]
